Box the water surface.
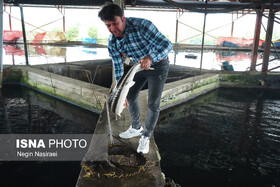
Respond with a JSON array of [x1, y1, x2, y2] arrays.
[[0, 85, 98, 134], [0, 85, 98, 187], [156, 88, 280, 186]]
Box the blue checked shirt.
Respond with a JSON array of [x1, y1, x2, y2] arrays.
[[108, 17, 173, 83]]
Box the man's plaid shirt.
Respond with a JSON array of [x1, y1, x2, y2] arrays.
[[108, 17, 173, 83]]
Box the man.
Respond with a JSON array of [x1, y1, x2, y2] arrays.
[[98, 4, 172, 154]]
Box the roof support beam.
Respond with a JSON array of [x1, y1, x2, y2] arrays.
[[262, 1, 274, 74], [177, 10, 251, 44], [200, 0, 208, 75], [4, 3, 12, 30], [56, 5, 66, 33], [175, 8, 184, 44], [30, 18, 62, 32], [231, 12, 234, 37], [19, 4, 29, 65], [250, 4, 265, 71], [114, 0, 125, 10]]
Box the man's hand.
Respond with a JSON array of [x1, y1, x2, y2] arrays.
[[123, 99, 129, 109], [139, 55, 152, 70]]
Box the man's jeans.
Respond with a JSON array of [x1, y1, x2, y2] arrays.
[[126, 58, 169, 138]]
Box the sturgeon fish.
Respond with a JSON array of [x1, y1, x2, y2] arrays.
[[109, 62, 152, 119]]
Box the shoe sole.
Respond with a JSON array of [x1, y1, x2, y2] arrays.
[[137, 150, 149, 154], [119, 133, 142, 139]]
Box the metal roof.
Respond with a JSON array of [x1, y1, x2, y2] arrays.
[[3, 0, 280, 13]]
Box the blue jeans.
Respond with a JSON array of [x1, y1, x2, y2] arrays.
[[126, 58, 169, 138]]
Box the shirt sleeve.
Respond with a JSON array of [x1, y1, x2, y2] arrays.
[[140, 19, 173, 63], [108, 39, 124, 83]]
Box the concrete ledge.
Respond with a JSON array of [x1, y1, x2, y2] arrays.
[[160, 74, 220, 110], [34, 60, 113, 89], [76, 105, 165, 187], [3, 66, 109, 113], [219, 73, 280, 89]]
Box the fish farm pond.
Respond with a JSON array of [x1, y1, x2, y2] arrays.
[[1, 85, 280, 186]]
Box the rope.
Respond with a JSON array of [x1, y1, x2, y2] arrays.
[[85, 70, 103, 109], [81, 160, 156, 179]]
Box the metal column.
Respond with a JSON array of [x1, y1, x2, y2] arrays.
[[200, 0, 208, 75], [56, 6, 65, 34], [0, 0, 4, 88], [8, 6, 12, 30], [114, 0, 125, 10], [175, 9, 179, 43], [250, 4, 265, 71], [19, 4, 29, 65], [262, 1, 274, 73], [4, 4, 12, 30], [63, 13, 65, 33], [175, 9, 184, 44], [231, 12, 234, 37], [62, 6, 65, 34]]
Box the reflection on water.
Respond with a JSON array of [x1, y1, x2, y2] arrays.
[[171, 49, 280, 72], [3, 44, 280, 72], [0, 85, 98, 187], [156, 88, 280, 186], [3, 44, 110, 65], [0, 161, 82, 187], [0, 85, 98, 133]]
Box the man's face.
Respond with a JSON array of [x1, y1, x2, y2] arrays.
[[104, 15, 126, 38]]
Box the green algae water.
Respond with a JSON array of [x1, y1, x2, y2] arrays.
[[156, 88, 280, 186], [2, 85, 280, 186], [0, 85, 98, 134], [0, 85, 98, 187]]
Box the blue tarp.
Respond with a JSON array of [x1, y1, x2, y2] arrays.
[[81, 37, 97, 44]]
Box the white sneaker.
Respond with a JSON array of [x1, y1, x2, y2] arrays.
[[119, 126, 143, 139], [137, 136, 150, 154]]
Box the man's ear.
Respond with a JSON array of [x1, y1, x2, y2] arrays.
[[121, 15, 126, 22]]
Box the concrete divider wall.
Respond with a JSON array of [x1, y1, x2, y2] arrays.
[[219, 73, 280, 89], [35, 61, 113, 89], [160, 74, 220, 110], [161, 73, 280, 111], [3, 65, 279, 119], [3, 66, 109, 113]]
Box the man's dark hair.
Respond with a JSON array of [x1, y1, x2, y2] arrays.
[[98, 4, 124, 21]]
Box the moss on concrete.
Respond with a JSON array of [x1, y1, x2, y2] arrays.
[[161, 73, 280, 110], [161, 79, 219, 109], [3, 65, 280, 114], [3, 67, 23, 83], [219, 73, 280, 88], [25, 78, 103, 112], [3, 66, 104, 112]]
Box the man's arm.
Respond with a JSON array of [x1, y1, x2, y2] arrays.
[[140, 19, 173, 63]]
